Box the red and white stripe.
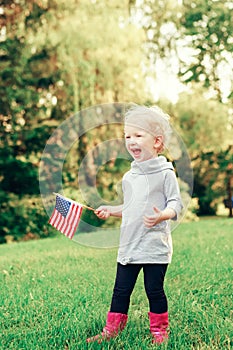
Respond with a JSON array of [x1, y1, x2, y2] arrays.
[[49, 202, 83, 239]]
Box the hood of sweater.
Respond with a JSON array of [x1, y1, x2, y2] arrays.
[[130, 156, 174, 175]]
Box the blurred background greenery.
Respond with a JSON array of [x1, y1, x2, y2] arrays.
[[0, 0, 232, 243]]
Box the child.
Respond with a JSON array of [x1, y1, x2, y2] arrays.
[[86, 105, 183, 344]]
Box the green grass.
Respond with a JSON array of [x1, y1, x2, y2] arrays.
[[0, 218, 232, 349]]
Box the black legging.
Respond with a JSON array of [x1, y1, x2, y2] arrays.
[[110, 263, 168, 314]]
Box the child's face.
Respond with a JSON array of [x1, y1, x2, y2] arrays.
[[124, 125, 159, 162]]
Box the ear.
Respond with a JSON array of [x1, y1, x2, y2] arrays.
[[154, 135, 163, 150]]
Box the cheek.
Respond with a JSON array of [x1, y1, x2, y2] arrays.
[[143, 139, 155, 149], [125, 142, 131, 150]]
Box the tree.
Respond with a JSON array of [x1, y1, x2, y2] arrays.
[[130, 0, 233, 102], [0, 0, 151, 241], [178, 0, 233, 214], [171, 89, 232, 215], [180, 0, 233, 102], [0, 0, 66, 241]]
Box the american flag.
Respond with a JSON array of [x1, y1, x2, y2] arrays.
[[49, 194, 83, 239]]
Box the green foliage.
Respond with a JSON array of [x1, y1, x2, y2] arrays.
[[161, 91, 232, 215], [0, 1, 148, 242], [174, 89, 231, 154], [193, 146, 233, 216], [46, 0, 147, 110], [0, 158, 38, 195], [0, 194, 56, 243], [180, 0, 233, 99], [0, 1, 65, 245], [135, 0, 233, 101], [0, 0, 232, 242]]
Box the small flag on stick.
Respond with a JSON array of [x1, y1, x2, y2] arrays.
[[49, 193, 93, 239]]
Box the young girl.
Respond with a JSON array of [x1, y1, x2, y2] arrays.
[[86, 105, 183, 344]]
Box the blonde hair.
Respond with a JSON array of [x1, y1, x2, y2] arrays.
[[124, 105, 172, 152]]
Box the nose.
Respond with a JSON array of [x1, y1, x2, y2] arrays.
[[127, 137, 137, 145]]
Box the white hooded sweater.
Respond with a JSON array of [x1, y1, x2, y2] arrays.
[[117, 156, 183, 265]]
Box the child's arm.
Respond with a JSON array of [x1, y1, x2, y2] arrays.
[[95, 205, 123, 219], [144, 170, 183, 228], [143, 207, 176, 228]]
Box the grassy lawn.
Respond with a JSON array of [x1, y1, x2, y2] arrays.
[[0, 218, 232, 349]]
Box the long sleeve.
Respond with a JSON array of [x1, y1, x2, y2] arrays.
[[164, 170, 183, 220]]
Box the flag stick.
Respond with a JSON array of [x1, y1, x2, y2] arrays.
[[52, 192, 95, 211], [82, 204, 95, 212]]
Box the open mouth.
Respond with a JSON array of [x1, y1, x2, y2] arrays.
[[130, 148, 141, 158]]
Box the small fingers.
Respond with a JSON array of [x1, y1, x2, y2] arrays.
[[143, 216, 156, 228], [95, 209, 110, 219], [143, 213, 162, 227], [153, 206, 161, 214]]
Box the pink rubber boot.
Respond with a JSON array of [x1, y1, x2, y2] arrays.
[[86, 311, 128, 343], [148, 311, 169, 344]]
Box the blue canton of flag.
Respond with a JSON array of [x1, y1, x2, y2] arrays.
[[55, 196, 71, 217]]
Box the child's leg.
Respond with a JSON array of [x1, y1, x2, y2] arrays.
[[143, 263, 168, 313], [110, 263, 141, 314], [87, 263, 141, 343], [143, 264, 169, 344]]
